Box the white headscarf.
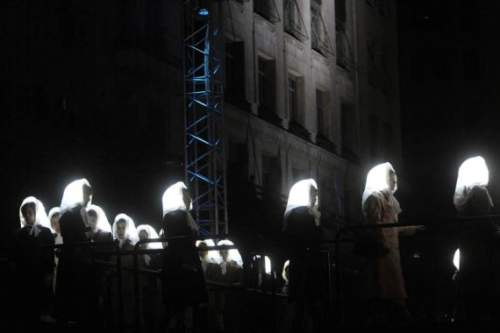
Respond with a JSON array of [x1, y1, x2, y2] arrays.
[[48, 207, 63, 244], [60, 178, 92, 215], [196, 239, 222, 264], [252, 254, 272, 275], [453, 156, 492, 210], [283, 178, 321, 227], [47, 207, 60, 232], [217, 239, 243, 275], [19, 196, 51, 237], [362, 162, 398, 209], [112, 213, 139, 247], [162, 181, 199, 232], [136, 224, 163, 250], [87, 204, 112, 233], [282, 260, 290, 282]]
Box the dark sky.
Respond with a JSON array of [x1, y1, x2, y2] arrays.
[[396, 0, 500, 221]]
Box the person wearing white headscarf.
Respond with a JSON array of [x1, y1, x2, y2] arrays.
[[53, 178, 97, 326], [48, 207, 63, 245], [217, 239, 244, 283], [161, 182, 208, 330], [87, 204, 113, 243], [280, 179, 324, 332], [58, 178, 93, 244], [281, 179, 322, 293], [137, 224, 162, 266], [15, 196, 55, 326], [362, 162, 422, 323], [110, 214, 141, 328], [112, 213, 139, 249], [453, 156, 500, 320]]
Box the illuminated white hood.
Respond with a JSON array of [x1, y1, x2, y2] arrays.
[[112, 213, 139, 246], [60, 178, 91, 214], [162, 181, 199, 232], [19, 196, 51, 236], [453, 156, 492, 210], [362, 162, 397, 209], [136, 224, 163, 249], [87, 204, 112, 233], [284, 178, 320, 226]]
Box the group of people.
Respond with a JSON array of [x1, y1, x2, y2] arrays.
[[8, 154, 500, 331], [11, 179, 247, 332], [355, 156, 500, 325]]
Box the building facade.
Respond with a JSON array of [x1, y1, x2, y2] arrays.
[[220, 0, 402, 227]]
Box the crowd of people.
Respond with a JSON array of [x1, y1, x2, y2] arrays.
[[3, 155, 500, 332]]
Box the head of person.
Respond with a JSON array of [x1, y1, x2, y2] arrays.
[[362, 162, 397, 209], [389, 170, 397, 192], [116, 219, 127, 240], [61, 178, 92, 213], [50, 212, 60, 233], [88, 209, 98, 232], [21, 202, 37, 226], [182, 188, 192, 212], [309, 184, 319, 208], [454, 156, 492, 212], [82, 184, 93, 208], [198, 241, 208, 260], [162, 181, 192, 218]]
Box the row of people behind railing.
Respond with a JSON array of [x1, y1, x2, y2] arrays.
[[11, 154, 498, 330], [7, 176, 325, 332]]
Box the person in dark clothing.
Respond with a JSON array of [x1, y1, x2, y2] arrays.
[[161, 181, 208, 331], [453, 156, 500, 321], [282, 179, 323, 333], [53, 178, 97, 328], [15, 197, 55, 328]]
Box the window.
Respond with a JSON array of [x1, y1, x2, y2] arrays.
[[288, 75, 298, 123], [311, 1, 321, 51], [284, 0, 307, 40], [311, 0, 333, 56], [316, 89, 330, 137], [341, 103, 358, 160], [254, 0, 280, 23], [335, 0, 346, 30], [262, 154, 282, 196], [225, 41, 246, 103], [258, 57, 276, 114]]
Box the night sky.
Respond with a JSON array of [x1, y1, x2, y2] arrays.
[[397, 0, 500, 222]]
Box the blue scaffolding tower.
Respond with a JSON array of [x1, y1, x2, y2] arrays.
[[184, 1, 228, 235]]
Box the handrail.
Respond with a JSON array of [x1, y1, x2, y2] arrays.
[[131, 234, 263, 331], [332, 214, 500, 326]]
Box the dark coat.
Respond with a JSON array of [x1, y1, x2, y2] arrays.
[[53, 206, 97, 322], [282, 206, 322, 301], [162, 210, 207, 306], [12, 225, 55, 324]]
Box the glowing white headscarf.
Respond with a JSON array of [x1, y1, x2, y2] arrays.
[[48, 207, 63, 244], [136, 224, 163, 250], [252, 254, 272, 275], [453, 156, 491, 210], [19, 196, 51, 237], [162, 181, 199, 232], [60, 178, 92, 214], [196, 239, 222, 264], [362, 162, 397, 209], [87, 204, 112, 233], [284, 178, 320, 227], [282, 260, 290, 282], [112, 213, 139, 247], [217, 239, 243, 274]]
